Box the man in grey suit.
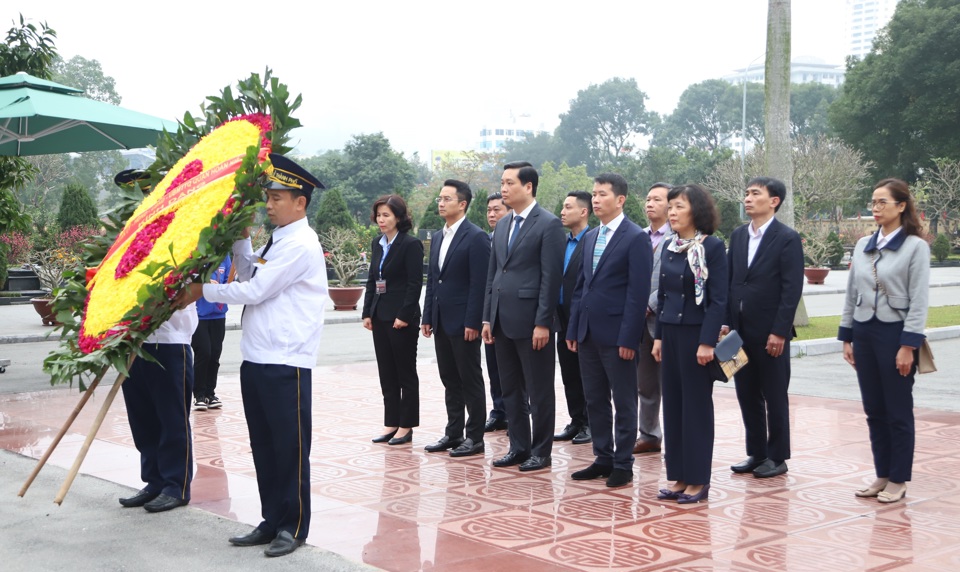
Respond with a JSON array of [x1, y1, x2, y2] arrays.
[[482, 161, 566, 472], [634, 182, 674, 455]]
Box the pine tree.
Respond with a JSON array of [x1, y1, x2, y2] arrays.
[[314, 187, 356, 234], [57, 182, 99, 230]]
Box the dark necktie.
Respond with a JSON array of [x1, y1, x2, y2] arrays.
[[252, 235, 274, 278], [507, 215, 524, 253]]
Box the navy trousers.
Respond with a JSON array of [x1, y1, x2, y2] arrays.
[[485, 342, 506, 421], [191, 317, 225, 400], [434, 313, 486, 443], [660, 324, 715, 485], [240, 361, 312, 539], [372, 318, 420, 428], [494, 322, 556, 458], [734, 340, 792, 462], [578, 336, 639, 471], [852, 318, 916, 483], [122, 343, 194, 500], [557, 336, 589, 427]]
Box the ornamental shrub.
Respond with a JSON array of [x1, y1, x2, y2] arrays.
[[418, 204, 444, 232], [932, 233, 952, 263], [57, 182, 99, 230], [0, 230, 33, 264], [314, 187, 355, 235], [826, 231, 845, 267]]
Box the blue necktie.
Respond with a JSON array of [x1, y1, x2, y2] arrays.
[[507, 215, 524, 253], [592, 225, 607, 271]]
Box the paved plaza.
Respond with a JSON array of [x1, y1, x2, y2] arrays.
[[1, 268, 959, 571]]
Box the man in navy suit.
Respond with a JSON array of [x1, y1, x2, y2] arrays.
[[422, 180, 491, 457], [567, 173, 653, 487], [725, 176, 804, 479], [554, 191, 592, 445], [482, 161, 566, 472], [483, 192, 509, 433]]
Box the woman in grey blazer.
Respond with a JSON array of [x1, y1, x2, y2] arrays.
[[838, 178, 930, 504]]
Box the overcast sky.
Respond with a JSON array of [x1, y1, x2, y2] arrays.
[[9, 1, 846, 158]]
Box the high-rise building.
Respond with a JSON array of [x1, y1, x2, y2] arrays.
[[476, 112, 547, 151], [845, 0, 900, 60]]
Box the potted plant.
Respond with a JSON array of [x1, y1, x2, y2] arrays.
[[29, 226, 94, 325], [799, 225, 843, 284], [320, 226, 369, 310]]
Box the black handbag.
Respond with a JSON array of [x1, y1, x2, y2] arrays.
[[708, 330, 749, 382]]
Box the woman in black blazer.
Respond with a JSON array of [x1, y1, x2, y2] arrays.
[[652, 184, 728, 504], [362, 194, 424, 445]]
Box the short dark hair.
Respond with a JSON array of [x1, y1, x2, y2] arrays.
[[503, 161, 539, 196], [486, 191, 503, 204], [594, 173, 628, 197], [667, 184, 720, 235], [566, 190, 593, 214], [442, 179, 473, 208], [369, 194, 413, 233], [648, 182, 672, 192], [746, 176, 786, 212]]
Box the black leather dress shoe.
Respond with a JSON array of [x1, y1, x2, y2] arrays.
[[606, 468, 633, 488], [425, 435, 463, 453], [554, 423, 581, 441], [264, 531, 304, 557], [388, 430, 412, 445], [571, 463, 613, 480], [372, 429, 398, 443], [119, 488, 160, 508], [484, 418, 507, 432], [492, 451, 529, 467], [752, 459, 788, 478], [229, 527, 274, 546], [449, 438, 484, 457], [572, 426, 592, 444], [143, 494, 188, 513], [730, 456, 765, 474], [519, 456, 551, 472]]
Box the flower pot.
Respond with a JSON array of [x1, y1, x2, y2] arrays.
[[328, 286, 365, 311], [803, 267, 830, 285], [30, 297, 59, 326]]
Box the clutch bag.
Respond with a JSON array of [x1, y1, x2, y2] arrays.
[[708, 330, 749, 382], [918, 339, 937, 374]]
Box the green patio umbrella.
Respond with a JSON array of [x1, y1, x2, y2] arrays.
[[0, 71, 177, 156]]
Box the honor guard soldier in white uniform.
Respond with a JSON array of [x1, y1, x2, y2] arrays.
[[114, 169, 200, 514], [179, 154, 328, 557]]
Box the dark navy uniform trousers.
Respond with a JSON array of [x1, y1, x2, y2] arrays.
[[240, 361, 312, 540], [122, 343, 194, 501], [852, 318, 916, 483]]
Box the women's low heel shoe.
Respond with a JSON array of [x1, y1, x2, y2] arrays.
[[677, 484, 711, 504], [372, 430, 398, 444], [877, 487, 906, 504], [657, 488, 683, 501], [854, 486, 884, 498], [388, 430, 413, 445]]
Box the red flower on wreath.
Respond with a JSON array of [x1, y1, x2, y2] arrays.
[[114, 212, 177, 279], [167, 160, 204, 195]]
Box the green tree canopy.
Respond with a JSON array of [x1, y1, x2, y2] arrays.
[[314, 187, 355, 235], [655, 80, 741, 153], [831, 0, 960, 180], [57, 182, 98, 230], [555, 77, 656, 172], [537, 161, 593, 215], [329, 133, 416, 214]]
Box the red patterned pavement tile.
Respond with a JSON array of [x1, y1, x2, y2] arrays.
[[722, 537, 900, 571], [520, 531, 699, 571], [438, 508, 591, 549]]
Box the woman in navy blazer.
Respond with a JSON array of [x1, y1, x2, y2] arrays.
[[362, 195, 424, 446], [652, 184, 728, 504]]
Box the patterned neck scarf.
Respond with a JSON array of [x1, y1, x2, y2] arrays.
[[667, 232, 708, 305]]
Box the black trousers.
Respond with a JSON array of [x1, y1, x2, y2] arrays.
[[734, 339, 792, 462], [372, 318, 420, 427], [122, 343, 194, 500], [494, 322, 556, 458], [557, 335, 588, 427], [240, 361, 312, 539], [485, 342, 506, 421], [852, 318, 916, 483], [660, 324, 715, 485], [434, 314, 486, 442], [578, 336, 639, 471], [191, 318, 226, 399]]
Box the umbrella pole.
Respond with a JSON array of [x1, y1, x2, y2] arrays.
[[54, 368, 129, 505], [18, 366, 110, 497]]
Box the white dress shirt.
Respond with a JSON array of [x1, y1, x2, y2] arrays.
[[146, 304, 198, 344], [877, 226, 902, 250], [747, 217, 774, 267], [203, 217, 328, 369], [438, 215, 466, 269]]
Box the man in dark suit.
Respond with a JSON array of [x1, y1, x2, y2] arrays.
[[483, 192, 509, 433], [566, 173, 652, 487], [554, 191, 592, 445], [482, 161, 565, 472], [422, 180, 491, 457], [725, 176, 804, 479]]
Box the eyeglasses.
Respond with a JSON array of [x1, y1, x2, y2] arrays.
[[867, 200, 901, 210], [435, 196, 458, 204]]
